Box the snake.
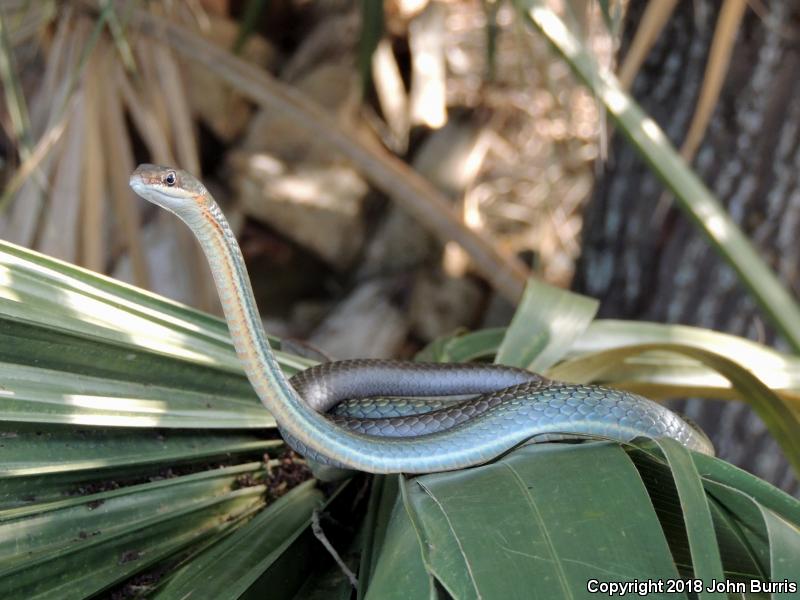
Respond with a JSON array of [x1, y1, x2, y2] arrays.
[[129, 164, 714, 474]]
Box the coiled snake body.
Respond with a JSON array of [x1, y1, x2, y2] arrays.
[[130, 165, 714, 473]]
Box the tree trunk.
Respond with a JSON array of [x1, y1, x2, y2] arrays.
[[574, 0, 800, 493]]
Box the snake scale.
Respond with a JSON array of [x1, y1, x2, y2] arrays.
[[130, 164, 714, 473]]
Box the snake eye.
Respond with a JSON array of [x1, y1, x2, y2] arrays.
[[164, 171, 176, 187]]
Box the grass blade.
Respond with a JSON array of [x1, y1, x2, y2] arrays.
[[654, 439, 725, 596], [152, 480, 323, 599], [358, 0, 383, 94], [1, 466, 267, 599], [496, 278, 597, 370]]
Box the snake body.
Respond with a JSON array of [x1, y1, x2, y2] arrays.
[[130, 165, 714, 473], [289, 359, 542, 414]]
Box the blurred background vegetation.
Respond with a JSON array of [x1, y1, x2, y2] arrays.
[[0, 0, 609, 338]]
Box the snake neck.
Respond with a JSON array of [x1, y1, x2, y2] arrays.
[[188, 205, 295, 406], [188, 202, 393, 470]]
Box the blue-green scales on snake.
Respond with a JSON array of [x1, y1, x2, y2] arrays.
[[129, 164, 714, 474]]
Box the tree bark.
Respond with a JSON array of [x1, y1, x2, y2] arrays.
[[574, 0, 800, 493]]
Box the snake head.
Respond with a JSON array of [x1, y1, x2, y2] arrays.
[[129, 164, 210, 217]]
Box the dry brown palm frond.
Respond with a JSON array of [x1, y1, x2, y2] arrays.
[[123, 4, 532, 302], [99, 53, 149, 286], [0, 1, 259, 311], [2, 0, 610, 313], [80, 42, 106, 272], [617, 0, 679, 90], [680, 0, 748, 164]]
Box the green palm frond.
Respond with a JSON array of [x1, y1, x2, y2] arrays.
[[2, 243, 800, 597]]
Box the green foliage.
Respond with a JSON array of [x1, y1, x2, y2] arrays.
[[495, 278, 597, 370], [0, 238, 311, 596], [151, 480, 325, 598], [2, 241, 799, 596], [0, 239, 313, 430], [360, 441, 799, 598], [2, 464, 268, 599], [368, 444, 688, 598]]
